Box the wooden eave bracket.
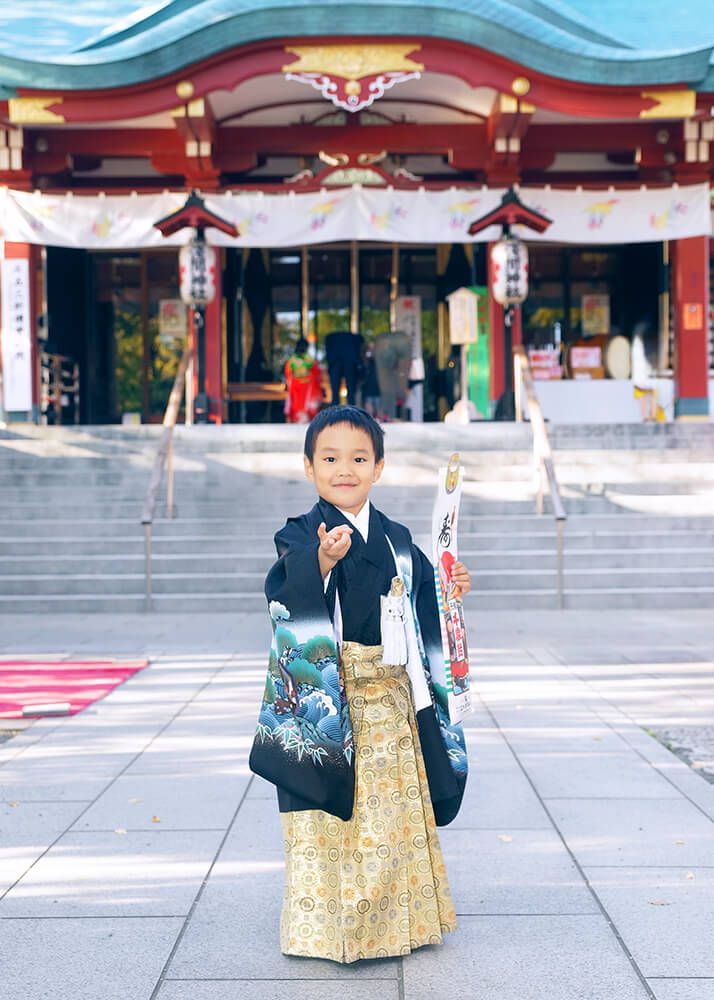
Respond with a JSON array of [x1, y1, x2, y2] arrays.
[[154, 190, 238, 237], [468, 187, 552, 235]]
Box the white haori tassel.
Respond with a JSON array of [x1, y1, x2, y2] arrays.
[[380, 576, 409, 666]]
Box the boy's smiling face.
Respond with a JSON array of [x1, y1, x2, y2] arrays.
[[304, 422, 384, 515]]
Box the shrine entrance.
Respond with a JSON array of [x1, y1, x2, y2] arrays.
[[45, 247, 184, 425], [229, 241, 448, 422]]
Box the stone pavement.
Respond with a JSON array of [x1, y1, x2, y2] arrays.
[[1, 608, 714, 1000]]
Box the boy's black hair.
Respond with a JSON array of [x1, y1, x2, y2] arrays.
[[304, 405, 384, 463]]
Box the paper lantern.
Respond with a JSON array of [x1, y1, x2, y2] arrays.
[[179, 239, 217, 305], [491, 237, 528, 305]]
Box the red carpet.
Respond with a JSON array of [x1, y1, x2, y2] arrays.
[[0, 659, 149, 719]]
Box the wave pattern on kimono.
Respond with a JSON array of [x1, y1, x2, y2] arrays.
[[248, 500, 468, 826]]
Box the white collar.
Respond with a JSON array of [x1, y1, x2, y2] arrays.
[[336, 499, 371, 542]]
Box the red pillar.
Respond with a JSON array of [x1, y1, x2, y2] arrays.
[[512, 305, 523, 349], [188, 306, 198, 410], [672, 236, 710, 418], [187, 296, 223, 424], [487, 242, 522, 405], [204, 291, 223, 424], [1, 241, 40, 421]]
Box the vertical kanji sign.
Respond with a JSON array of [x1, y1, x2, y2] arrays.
[[1, 257, 33, 412]]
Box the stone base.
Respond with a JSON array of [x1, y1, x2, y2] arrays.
[[675, 396, 710, 418]]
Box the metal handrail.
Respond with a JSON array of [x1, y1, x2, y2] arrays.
[[141, 343, 192, 611], [513, 345, 568, 608]]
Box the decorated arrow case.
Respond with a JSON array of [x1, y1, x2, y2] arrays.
[[431, 453, 473, 723]]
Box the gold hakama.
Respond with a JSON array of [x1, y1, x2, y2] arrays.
[[280, 640, 456, 963]]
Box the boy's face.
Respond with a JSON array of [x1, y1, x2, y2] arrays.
[[304, 422, 384, 514]]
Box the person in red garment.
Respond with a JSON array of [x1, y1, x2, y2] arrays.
[[284, 338, 323, 423]]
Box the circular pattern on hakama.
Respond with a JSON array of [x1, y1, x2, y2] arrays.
[[280, 641, 456, 964]]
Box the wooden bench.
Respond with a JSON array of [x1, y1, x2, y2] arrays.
[[226, 382, 287, 402]]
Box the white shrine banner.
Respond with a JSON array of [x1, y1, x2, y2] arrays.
[[0, 183, 709, 249], [1, 256, 32, 412]]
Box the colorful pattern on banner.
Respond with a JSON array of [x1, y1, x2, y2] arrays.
[[431, 454, 472, 723], [1, 257, 32, 412], [0, 184, 709, 249]]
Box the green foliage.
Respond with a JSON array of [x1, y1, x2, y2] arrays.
[[288, 657, 322, 688], [268, 649, 279, 675], [302, 635, 336, 664], [114, 307, 143, 414], [263, 673, 276, 704], [113, 307, 182, 420], [313, 307, 351, 346], [148, 317, 182, 413], [275, 626, 297, 655], [360, 305, 390, 338]]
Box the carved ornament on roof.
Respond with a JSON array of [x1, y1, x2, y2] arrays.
[[282, 43, 423, 113]]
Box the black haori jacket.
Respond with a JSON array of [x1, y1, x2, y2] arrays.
[[248, 498, 468, 826]]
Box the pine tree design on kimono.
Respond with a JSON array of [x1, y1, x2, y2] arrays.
[[256, 599, 354, 768]]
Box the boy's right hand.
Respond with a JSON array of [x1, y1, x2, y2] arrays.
[[317, 521, 352, 576]]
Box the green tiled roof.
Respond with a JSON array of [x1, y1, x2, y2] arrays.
[[0, 0, 713, 94]]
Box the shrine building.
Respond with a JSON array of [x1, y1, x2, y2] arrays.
[[0, 0, 713, 424]]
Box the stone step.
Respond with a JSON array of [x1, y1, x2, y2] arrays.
[[6, 419, 712, 444], [0, 593, 151, 613], [2, 525, 714, 553], [3, 466, 714, 496], [2, 512, 713, 537], [9, 528, 712, 556], [3, 439, 713, 460], [0, 494, 545, 512], [2, 422, 712, 612], [0, 473, 155, 488], [1, 480, 712, 508], [471, 588, 714, 610], [2, 585, 714, 614], [3, 424, 713, 460], [3, 564, 714, 596], [0, 499, 640, 518], [0, 487, 712, 516], [561, 587, 714, 609], [3, 545, 714, 576]]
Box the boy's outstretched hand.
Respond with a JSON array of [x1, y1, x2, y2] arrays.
[[452, 561, 472, 596], [317, 521, 353, 578]]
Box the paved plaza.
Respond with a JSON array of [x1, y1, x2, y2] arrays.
[[1, 608, 714, 1000]]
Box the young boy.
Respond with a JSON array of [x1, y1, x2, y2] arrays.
[[249, 405, 470, 963]]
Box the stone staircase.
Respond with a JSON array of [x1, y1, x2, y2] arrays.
[[0, 422, 713, 612]]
